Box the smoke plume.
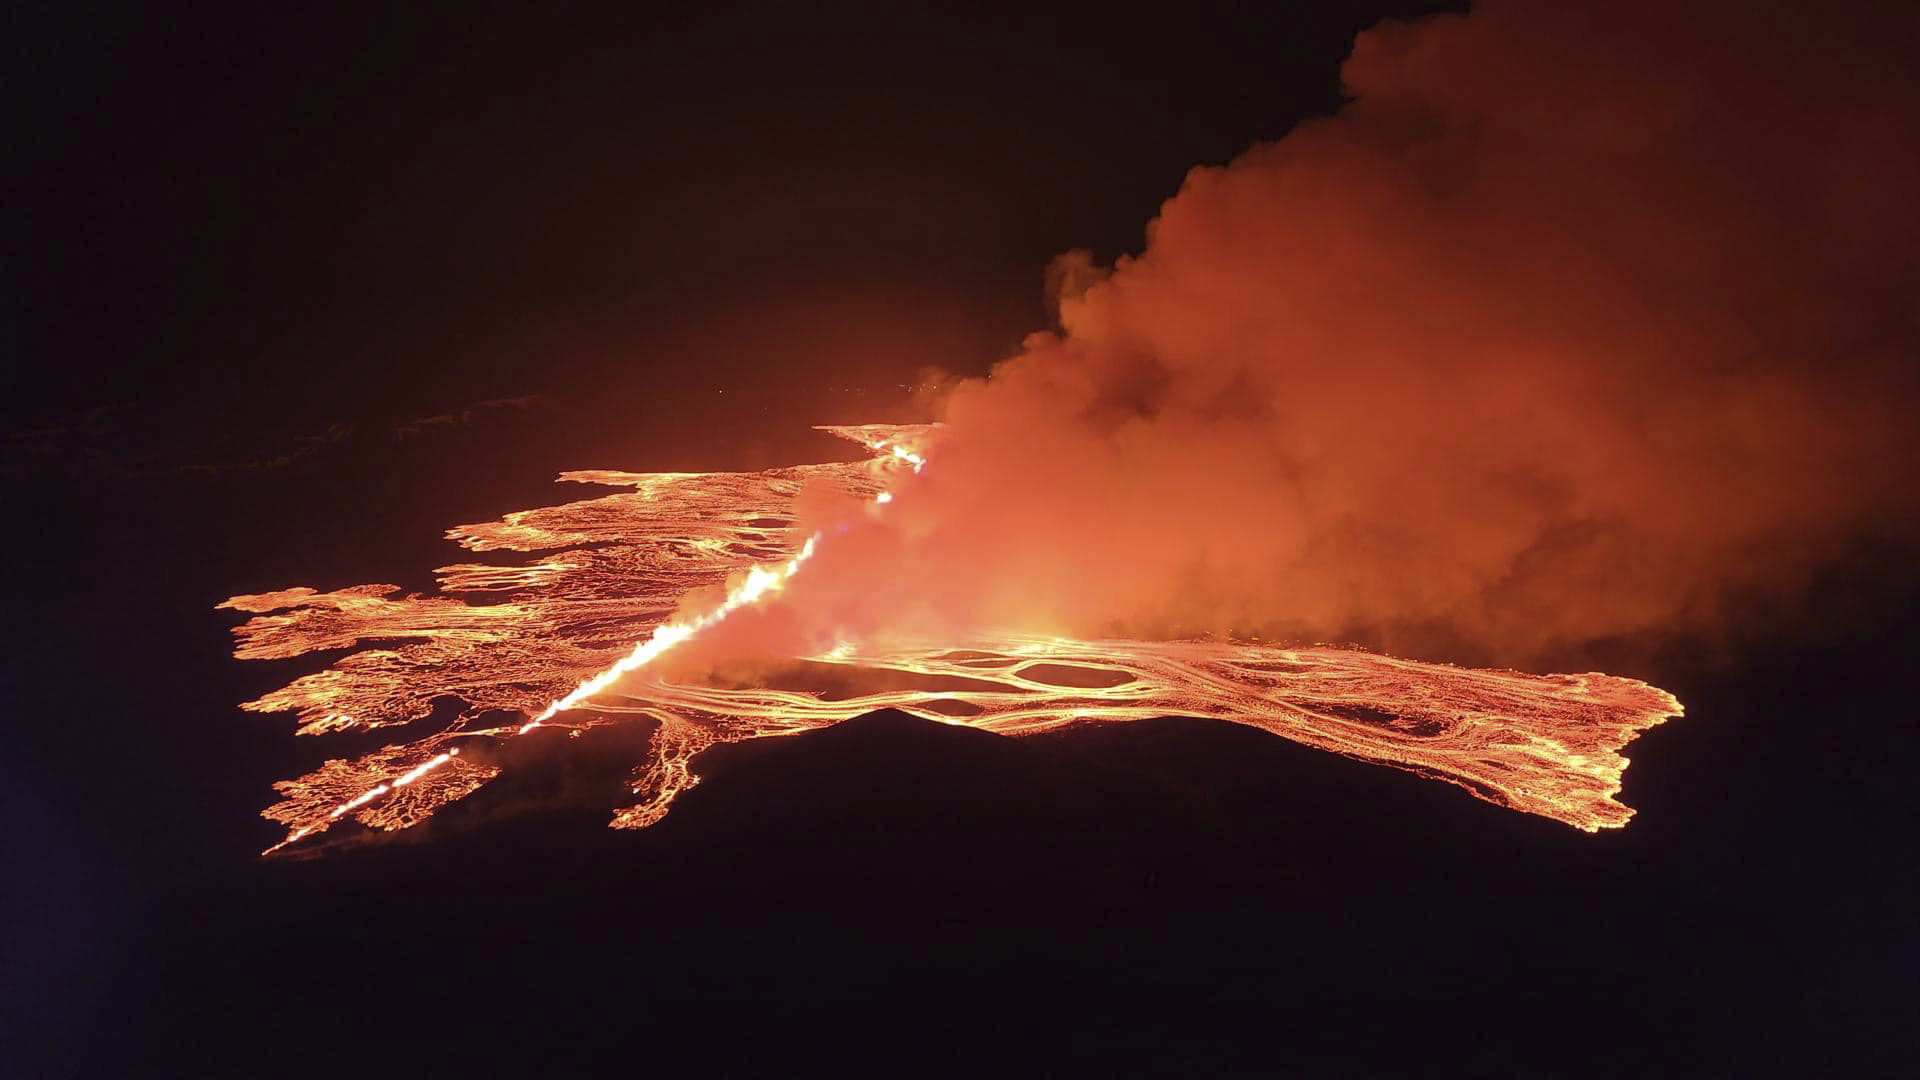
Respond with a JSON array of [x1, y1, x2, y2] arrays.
[[717, 0, 1919, 670]]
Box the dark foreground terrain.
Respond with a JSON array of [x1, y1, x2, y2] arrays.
[[6, 458, 1914, 1075]]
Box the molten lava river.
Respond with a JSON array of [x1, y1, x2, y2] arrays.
[[223, 425, 1682, 854]]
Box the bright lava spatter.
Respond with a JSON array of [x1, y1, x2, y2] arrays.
[[222, 425, 1682, 854]]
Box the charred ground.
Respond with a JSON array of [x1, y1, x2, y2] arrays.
[[6, 461, 1914, 1074]]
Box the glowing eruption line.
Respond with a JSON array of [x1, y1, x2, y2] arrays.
[[518, 532, 821, 733], [393, 748, 461, 787], [517, 444, 915, 733]]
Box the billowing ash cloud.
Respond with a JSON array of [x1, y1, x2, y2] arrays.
[[722, 0, 1918, 669]]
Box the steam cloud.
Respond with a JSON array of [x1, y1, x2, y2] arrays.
[[720, 0, 1919, 669]]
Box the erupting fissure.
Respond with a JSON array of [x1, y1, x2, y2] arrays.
[[223, 425, 1681, 855], [517, 532, 821, 736]]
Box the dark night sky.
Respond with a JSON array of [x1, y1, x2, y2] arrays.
[[11, 2, 1449, 470], [5, 3, 1915, 1076]]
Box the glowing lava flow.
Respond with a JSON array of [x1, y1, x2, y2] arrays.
[[517, 533, 819, 736], [223, 424, 1682, 854]]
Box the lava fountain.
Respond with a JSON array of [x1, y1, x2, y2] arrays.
[[222, 425, 1681, 855]]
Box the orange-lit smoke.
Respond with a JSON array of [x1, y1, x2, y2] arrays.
[[743, 0, 1918, 668]]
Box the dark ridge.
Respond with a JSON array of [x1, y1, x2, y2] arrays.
[[800, 705, 995, 741], [698, 658, 1019, 700], [1318, 703, 1452, 737], [929, 650, 1015, 662], [1012, 662, 1137, 688]]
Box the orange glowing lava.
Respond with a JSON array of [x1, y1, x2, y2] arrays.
[[223, 425, 1681, 854]]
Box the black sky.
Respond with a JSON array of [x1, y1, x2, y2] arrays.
[[11, 2, 1454, 470]]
